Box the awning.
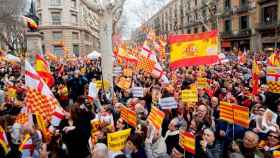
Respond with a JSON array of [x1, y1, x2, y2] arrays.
[[221, 41, 231, 48]]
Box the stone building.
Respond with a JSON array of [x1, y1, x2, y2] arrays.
[[36, 0, 100, 57]]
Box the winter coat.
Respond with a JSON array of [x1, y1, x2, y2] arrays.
[[145, 136, 169, 158]]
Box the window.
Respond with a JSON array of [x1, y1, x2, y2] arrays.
[[202, 9, 206, 18], [195, 0, 197, 6], [225, 0, 231, 9], [240, 0, 247, 6], [85, 33, 89, 41], [51, 12, 61, 25], [52, 32, 62, 40], [73, 44, 79, 57], [53, 46, 64, 56], [240, 16, 249, 30], [262, 5, 277, 24], [187, 29, 191, 34], [195, 12, 198, 21], [72, 32, 79, 40], [194, 27, 198, 33], [71, 0, 77, 8], [71, 14, 78, 25], [50, 0, 61, 6], [224, 19, 232, 32], [202, 26, 207, 32]]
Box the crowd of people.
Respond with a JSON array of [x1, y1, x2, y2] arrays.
[[0, 50, 280, 158]]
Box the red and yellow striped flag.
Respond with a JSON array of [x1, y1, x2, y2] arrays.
[[147, 106, 165, 130], [0, 126, 10, 155], [273, 151, 280, 158], [219, 101, 234, 123], [233, 105, 249, 128], [35, 54, 55, 87], [120, 106, 137, 127], [179, 131, 195, 155], [252, 58, 260, 95]]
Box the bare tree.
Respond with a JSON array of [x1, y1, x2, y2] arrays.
[[0, 0, 27, 53]]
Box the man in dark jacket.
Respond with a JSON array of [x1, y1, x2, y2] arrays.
[[67, 70, 88, 102]]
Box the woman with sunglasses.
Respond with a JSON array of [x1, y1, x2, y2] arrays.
[[261, 130, 280, 158]]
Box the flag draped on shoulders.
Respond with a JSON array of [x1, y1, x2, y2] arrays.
[[34, 54, 55, 87]]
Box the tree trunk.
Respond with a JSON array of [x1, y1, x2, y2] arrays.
[[99, 13, 114, 86]]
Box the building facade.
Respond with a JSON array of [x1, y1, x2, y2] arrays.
[[36, 0, 100, 57], [133, 0, 280, 51]]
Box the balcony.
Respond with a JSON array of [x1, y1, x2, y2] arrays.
[[256, 21, 280, 31], [220, 29, 252, 39], [257, 0, 276, 4], [236, 4, 250, 14], [220, 7, 233, 18]]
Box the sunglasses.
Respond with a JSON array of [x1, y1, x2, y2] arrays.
[[268, 134, 280, 139]]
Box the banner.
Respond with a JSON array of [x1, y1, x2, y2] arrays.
[[107, 128, 131, 152], [147, 106, 165, 130], [179, 131, 195, 155], [116, 77, 131, 90], [113, 67, 122, 76], [159, 97, 177, 109], [181, 89, 198, 103], [95, 80, 110, 90], [121, 107, 137, 127], [132, 87, 144, 98], [169, 30, 219, 69], [197, 77, 208, 89], [267, 66, 280, 93]]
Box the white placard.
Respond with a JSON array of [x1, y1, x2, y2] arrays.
[[159, 97, 177, 109], [132, 87, 144, 98], [113, 67, 122, 76]]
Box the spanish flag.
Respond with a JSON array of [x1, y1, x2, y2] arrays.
[[219, 101, 234, 123], [179, 131, 195, 155], [147, 106, 165, 130], [0, 126, 10, 155], [252, 58, 260, 95], [35, 54, 55, 87], [274, 151, 280, 158]]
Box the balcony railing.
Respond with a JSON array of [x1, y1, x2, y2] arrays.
[[257, 0, 274, 4], [236, 4, 250, 13], [221, 28, 252, 38], [256, 21, 280, 30]]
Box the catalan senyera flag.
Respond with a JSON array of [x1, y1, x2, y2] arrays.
[[252, 58, 260, 95], [25, 60, 61, 123], [19, 134, 34, 157], [147, 106, 165, 130], [120, 106, 137, 127], [219, 101, 234, 123], [273, 151, 280, 158], [233, 105, 250, 128], [0, 126, 10, 155], [179, 131, 195, 155], [35, 54, 55, 87], [267, 66, 280, 93], [169, 30, 219, 69]]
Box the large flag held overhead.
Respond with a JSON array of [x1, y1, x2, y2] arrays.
[[25, 60, 60, 122], [169, 30, 219, 69], [34, 54, 55, 87], [268, 50, 280, 67]]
